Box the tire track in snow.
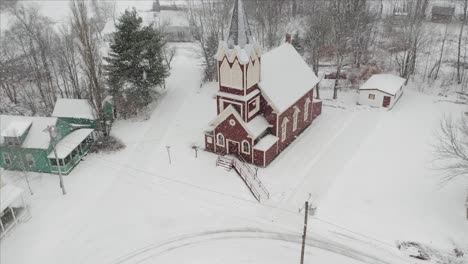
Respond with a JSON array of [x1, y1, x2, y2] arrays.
[[110, 228, 403, 264]]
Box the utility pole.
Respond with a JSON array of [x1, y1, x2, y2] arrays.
[[300, 201, 309, 264], [44, 126, 66, 195]]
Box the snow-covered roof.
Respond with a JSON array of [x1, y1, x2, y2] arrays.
[[360, 74, 406, 96], [259, 43, 319, 113], [209, 105, 270, 140], [52, 99, 96, 120], [48, 128, 94, 159], [0, 184, 24, 212], [245, 115, 270, 139], [216, 41, 261, 65], [1, 120, 32, 138], [254, 135, 278, 152], [0, 115, 57, 149]]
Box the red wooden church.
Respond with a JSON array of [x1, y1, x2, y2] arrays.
[[205, 0, 322, 167]]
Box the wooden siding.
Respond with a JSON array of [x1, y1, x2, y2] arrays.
[[213, 113, 253, 162], [277, 89, 315, 152]]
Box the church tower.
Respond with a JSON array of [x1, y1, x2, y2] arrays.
[[215, 0, 262, 122]]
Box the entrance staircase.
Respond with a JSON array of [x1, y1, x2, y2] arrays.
[[216, 153, 270, 203]]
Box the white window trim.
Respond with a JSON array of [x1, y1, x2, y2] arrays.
[[293, 107, 300, 131], [281, 118, 289, 142], [3, 153, 11, 164], [26, 153, 35, 167], [217, 133, 225, 147], [241, 140, 250, 154], [304, 99, 311, 121]]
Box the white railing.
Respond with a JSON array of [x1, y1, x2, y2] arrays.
[[236, 155, 270, 200], [215, 152, 270, 203]]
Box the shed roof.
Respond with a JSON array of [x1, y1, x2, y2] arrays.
[[359, 74, 406, 96], [0, 115, 57, 149], [259, 44, 319, 113], [52, 99, 95, 120], [0, 184, 24, 212], [48, 128, 94, 159]]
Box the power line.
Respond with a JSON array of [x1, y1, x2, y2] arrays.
[[3, 137, 398, 250], [89, 152, 397, 250]]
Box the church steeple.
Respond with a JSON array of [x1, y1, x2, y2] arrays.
[[226, 0, 253, 49]]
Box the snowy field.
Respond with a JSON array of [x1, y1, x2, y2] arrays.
[[1, 42, 467, 264]]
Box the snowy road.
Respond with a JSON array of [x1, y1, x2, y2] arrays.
[[2, 43, 466, 264]]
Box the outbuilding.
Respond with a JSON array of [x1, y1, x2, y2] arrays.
[[358, 74, 406, 109], [431, 6, 455, 23]]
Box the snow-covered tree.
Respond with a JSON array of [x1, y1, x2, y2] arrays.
[[105, 8, 169, 115]]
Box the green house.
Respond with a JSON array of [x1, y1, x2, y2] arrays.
[[52, 98, 115, 133], [0, 98, 115, 175], [52, 98, 98, 128], [0, 115, 96, 175]]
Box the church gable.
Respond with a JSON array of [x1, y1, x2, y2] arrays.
[[246, 58, 260, 89]]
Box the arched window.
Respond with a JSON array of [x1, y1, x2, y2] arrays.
[[293, 107, 300, 131], [304, 98, 311, 121], [242, 140, 250, 154], [217, 133, 225, 147], [281, 118, 289, 142]]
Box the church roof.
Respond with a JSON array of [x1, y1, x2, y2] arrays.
[[209, 105, 270, 140], [259, 44, 319, 113], [226, 0, 253, 49]]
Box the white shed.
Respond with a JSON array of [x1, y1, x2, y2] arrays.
[[358, 74, 406, 108]]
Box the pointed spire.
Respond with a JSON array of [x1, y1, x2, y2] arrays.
[[227, 0, 253, 49]]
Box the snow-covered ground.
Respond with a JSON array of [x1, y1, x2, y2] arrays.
[[1, 43, 467, 264]]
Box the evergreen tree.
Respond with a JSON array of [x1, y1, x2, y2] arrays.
[[105, 9, 169, 114], [201, 31, 219, 82], [291, 32, 304, 55]]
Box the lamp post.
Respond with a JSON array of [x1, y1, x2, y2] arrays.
[[166, 145, 171, 165], [44, 125, 66, 195], [192, 146, 199, 158]]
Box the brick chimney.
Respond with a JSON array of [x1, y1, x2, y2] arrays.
[[285, 33, 292, 44]]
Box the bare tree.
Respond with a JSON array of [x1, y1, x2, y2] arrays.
[[395, 0, 429, 83], [70, 0, 107, 133], [457, 0, 468, 84], [304, 1, 331, 99], [163, 46, 176, 70], [434, 114, 468, 182], [187, 0, 232, 81], [428, 24, 449, 80]]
